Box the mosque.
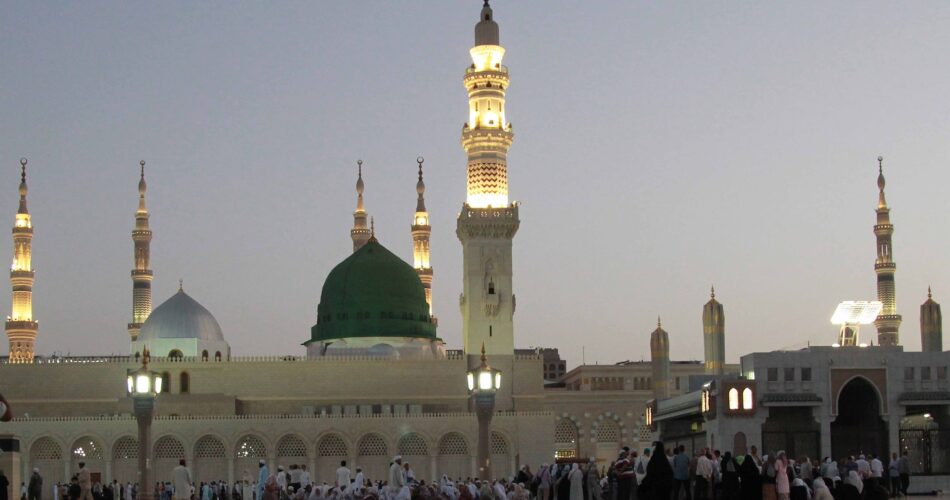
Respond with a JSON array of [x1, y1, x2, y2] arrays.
[[1, 0, 946, 496], [0, 2, 722, 490]]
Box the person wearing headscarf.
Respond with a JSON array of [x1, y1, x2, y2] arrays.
[[638, 442, 673, 500], [719, 452, 740, 500], [585, 460, 602, 500], [788, 479, 808, 500], [556, 466, 572, 500], [773, 452, 789, 500], [567, 465, 584, 500], [738, 454, 761, 500], [844, 472, 863, 495], [812, 480, 832, 500], [538, 464, 552, 500]]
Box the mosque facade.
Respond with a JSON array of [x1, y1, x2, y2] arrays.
[[0, 2, 721, 491], [647, 161, 950, 493]]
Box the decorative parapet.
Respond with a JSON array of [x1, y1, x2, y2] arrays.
[[11, 410, 554, 423]]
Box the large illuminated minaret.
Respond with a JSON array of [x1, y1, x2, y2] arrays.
[[703, 286, 725, 375], [921, 287, 942, 353], [6, 158, 38, 363], [457, 0, 519, 361], [650, 317, 670, 400], [128, 161, 153, 341], [351, 160, 371, 252], [411, 157, 434, 316], [873, 156, 902, 346]]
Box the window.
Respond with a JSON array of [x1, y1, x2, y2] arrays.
[[767, 368, 778, 382], [161, 372, 170, 393], [675, 377, 681, 390], [201, 350, 208, 361], [784, 367, 795, 381], [905, 367, 915, 381], [938, 367, 947, 380], [214, 351, 222, 361], [742, 388, 753, 410], [922, 367, 932, 380], [801, 368, 812, 382], [728, 388, 739, 410], [180, 372, 190, 393]]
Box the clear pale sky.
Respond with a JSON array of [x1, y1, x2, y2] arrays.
[[1, 1, 949, 364]]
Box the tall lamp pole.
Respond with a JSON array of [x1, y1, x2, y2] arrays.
[[467, 344, 501, 480], [127, 348, 161, 500]]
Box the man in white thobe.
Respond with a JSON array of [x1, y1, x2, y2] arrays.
[[352, 470, 364, 492], [257, 461, 269, 500], [299, 466, 311, 490], [388, 457, 406, 496], [335, 462, 351, 490], [173, 460, 193, 500]]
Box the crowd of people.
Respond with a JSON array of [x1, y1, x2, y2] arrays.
[[2, 445, 916, 500]]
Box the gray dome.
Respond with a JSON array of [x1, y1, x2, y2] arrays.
[[139, 289, 224, 341]]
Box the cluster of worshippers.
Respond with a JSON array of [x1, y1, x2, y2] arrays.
[[591, 442, 915, 500], [247, 456, 534, 500]]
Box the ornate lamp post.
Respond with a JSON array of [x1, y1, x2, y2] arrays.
[[467, 344, 501, 479], [127, 348, 161, 500]]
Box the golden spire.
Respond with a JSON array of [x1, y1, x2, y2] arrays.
[[137, 160, 147, 213], [356, 159, 365, 212], [657, 315, 661, 328], [877, 156, 887, 209], [710, 285, 715, 299], [416, 156, 427, 212], [17, 158, 28, 215]]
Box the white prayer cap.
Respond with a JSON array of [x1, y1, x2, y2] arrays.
[[278, 466, 285, 471], [33, 468, 39, 472], [259, 460, 266, 465], [394, 455, 402, 462]]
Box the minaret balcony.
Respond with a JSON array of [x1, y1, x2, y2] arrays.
[[131, 269, 154, 278], [5, 320, 38, 331], [465, 66, 508, 77], [875, 262, 897, 271], [11, 226, 33, 235]]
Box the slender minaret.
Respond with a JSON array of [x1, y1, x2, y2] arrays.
[[128, 160, 153, 341], [411, 157, 434, 316], [650, 316, 670, 400], [6, 158, 38, 363], [921, 287, 942, 352], [874, 156, 902, 346], [457, 0, 519, 361], [351, 160, 371, 252], [703, 286, 725, 375]]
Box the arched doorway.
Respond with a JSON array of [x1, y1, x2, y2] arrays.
[[831, 377, 888, 458]]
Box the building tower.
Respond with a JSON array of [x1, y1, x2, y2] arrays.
[[351, 160, 371, 252], [921, 287, 942, 352], [703, 286, 725, 375], [411, 157, 434, 317], [650, 317, 670, 400], [128, 160, 153, 341], [6, 158, 38, 363], [457, 0, 519, 361], [874, 156, 901, 346]]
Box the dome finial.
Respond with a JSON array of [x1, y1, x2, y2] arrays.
[[178, 279, 183, 291], [710, 285, 715, 299], [657, 315, 661, 328], [368, 217, 377, 243], [929, 285, 933, 299], [481, 341, 487, 363], [20, 157, 27, 184]]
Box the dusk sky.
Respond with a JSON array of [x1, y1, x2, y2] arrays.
[[1, 1, 949, 364]]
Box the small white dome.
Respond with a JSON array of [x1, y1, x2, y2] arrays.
[[139, 289, 224, 341]]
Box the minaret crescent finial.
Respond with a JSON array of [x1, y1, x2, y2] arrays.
[[929, 286, 933, 299], [140, 160, 145, 179], [178, 279, 183, 291], [711, 285, 715, 299], [20, 158, 27, 183], [657, 315, 661, 328]]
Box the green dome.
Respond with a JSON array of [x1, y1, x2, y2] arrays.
[[307, 239, 437, 344]]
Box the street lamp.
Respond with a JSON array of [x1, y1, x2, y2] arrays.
[[127, 348, 161, 500], [467, 344, 501, 479]]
